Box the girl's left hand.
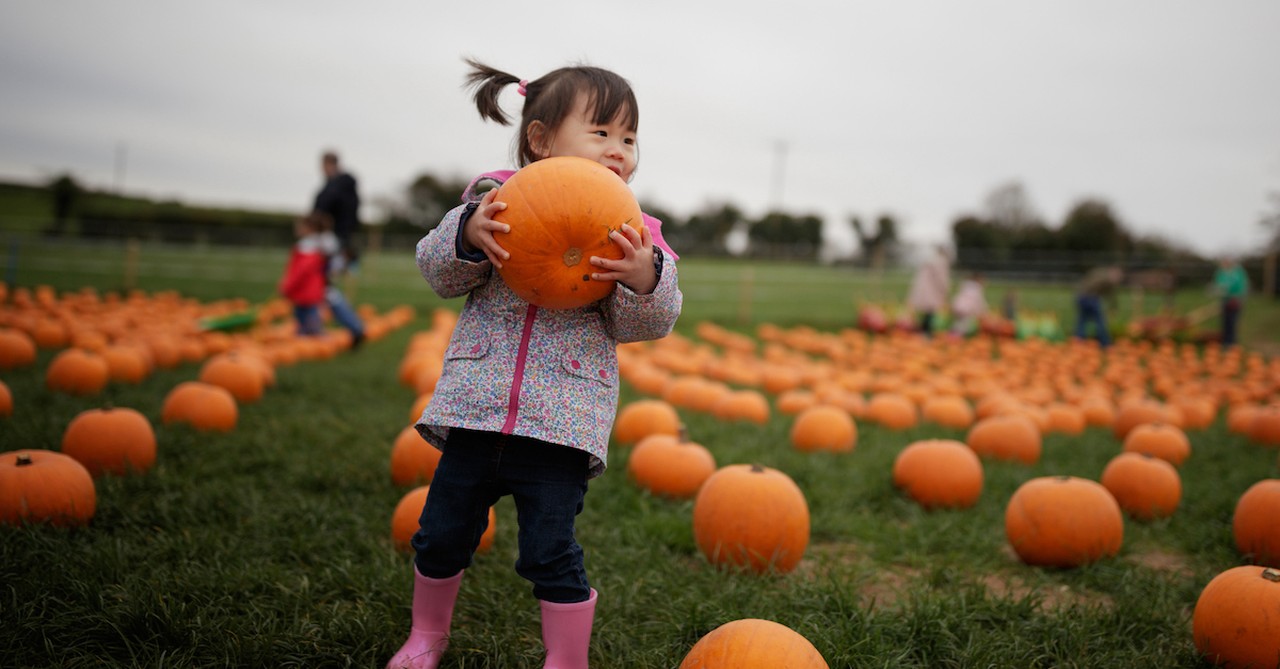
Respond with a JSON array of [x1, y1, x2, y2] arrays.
[[589, 223, 657, 295]]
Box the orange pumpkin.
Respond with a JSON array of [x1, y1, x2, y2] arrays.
[[613, 399, 680, 445], [712, 390, 771, 424], [0, 450, 97, 527], [1232, 479, 1280, 567], [390, 425, 442, 487], [692, 464, 810, 574], [865, 392, 918, 430], [199, 352, 266, 404], [100, 344, 151, 384], [1193, 566, 1280, 669], [0, 379, 11, 417], [391, 485, 495, 554], [1121, 422, 1191, 467], [966, 414, 1042, 465], [627, 433, 716, 499], [492, 156, 645, 310], [61, 406, 157, 477], [1005, 475, 1123, 567], [1099, 452, 1181, 520], [790, 405, 857, 453], [1112, 400, 1174, 440], [45, 348, 110, 396], [1246, 404, 1280, 447], [0, 328, 37, 369], [920, 395, 975, 429], [161, 381, 238, 432], [892, 439, 984, 509], [678, 618, 829, 669]]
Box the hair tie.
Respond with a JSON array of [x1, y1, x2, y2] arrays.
[[517, 79, 529, 96]]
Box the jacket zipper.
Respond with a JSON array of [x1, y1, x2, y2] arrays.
[[502, 304, 538, 433]]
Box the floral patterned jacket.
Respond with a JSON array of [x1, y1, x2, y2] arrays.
[[414, 173, 683, 478]]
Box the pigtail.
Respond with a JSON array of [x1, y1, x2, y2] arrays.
[[463, 57, 521, 126]]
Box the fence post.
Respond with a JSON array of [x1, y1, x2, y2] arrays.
[[123, 238, 140, 290]]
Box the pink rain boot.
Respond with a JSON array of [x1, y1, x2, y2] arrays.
[[539, 589, 598, 669], [386, 568, 464, 669]]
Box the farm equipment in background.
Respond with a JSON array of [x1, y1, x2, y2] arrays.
[[1121, 301, 1219, 343]]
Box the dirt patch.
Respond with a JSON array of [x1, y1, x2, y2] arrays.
[[1124, 547, 1194, 578]]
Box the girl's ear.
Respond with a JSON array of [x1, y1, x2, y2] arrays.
[[526, 121, 550, 159]]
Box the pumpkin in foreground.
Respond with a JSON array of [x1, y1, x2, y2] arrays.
[[693, 464, 810, 574], [892, 439, 984, 509], [1005, 475, 1123, 567], [60, 406, 157, 477], [678, 618, 828, 668], [627, 432, 716, 499], [0, 450, 97, 527], [1232, 479, 1280, 567], [493, 156, 645, 310], [1192, 566, 1280, 669]]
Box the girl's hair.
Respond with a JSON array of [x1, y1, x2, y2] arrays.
[[463, 57, 639, 167]]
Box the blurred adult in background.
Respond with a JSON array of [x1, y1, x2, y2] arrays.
[[1212, 256, 1248, 347], [906, 244, 951, 336], [313, 150, 362, 269], [310, 150, 365, 349], [1074, 265, 1124, 347]]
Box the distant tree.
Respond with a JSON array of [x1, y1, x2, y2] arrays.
[[47, 173, 81, 236], [1058, 198, 1131, 257], [672, 203, 743, 255], [851, 214, 900, 268], [748, 211, 822, 259], [984, 181, 1042, 229], [406, 173, 471, 230]]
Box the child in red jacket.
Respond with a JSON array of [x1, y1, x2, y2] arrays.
[[278, 212, 330, 335]]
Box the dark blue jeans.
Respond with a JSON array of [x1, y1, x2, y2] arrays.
[[1221, 298, 1241, 347], [410, 428, 591, 603], [1074, 295, 1111, 347]]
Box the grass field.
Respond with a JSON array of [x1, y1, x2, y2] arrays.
[[2, 240, 1279, 668]]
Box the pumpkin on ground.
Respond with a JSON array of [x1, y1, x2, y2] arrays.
[[198, 352, 266, 404], [966, 414, 1042, 465], [0, 379, 11, 417], [678, 618, 829, 669], [1099, 452, 1181, 520], [692, 464, 810, 574], [1005, 475, 1124, 567], [0, 328, 37, 369], [161, 381, 238, 432], [60, 406, 157, 477], [45, 348, 110, 396], [1192, 566, 1280, 669], [0, 450, 97, 527], [892, 439, 984, 509], [391, 485, 495, 554], [627, 433, 716, 499], [492, 156, 645, 310], [613, 399, 680, 445], [790, 405, 857, 453], [712, 389, 771, 424], [1121, 422, 1191, 467], [1232, 479, 1280, 567], [865, 392, 918, 430], [921, 395, 975, 429], [1246, 404, 1280, 447], [390, 425, 442, 487]]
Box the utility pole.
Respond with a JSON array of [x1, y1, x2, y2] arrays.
[[770, 139, 787, 210]]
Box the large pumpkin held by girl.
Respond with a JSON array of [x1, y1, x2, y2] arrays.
[[493, 156, 645, 310]]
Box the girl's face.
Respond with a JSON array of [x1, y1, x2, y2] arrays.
[[534, 93, 638, 182]]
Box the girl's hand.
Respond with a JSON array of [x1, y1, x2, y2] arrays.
[[461, 189, 511, 268], [590, 223, 657, 295]]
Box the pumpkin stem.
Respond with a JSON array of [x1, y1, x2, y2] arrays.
[[749, 464, 765, 473], [16, 453, 33, 466], [562, 248, 583, 267], [1264, 568, 1280, 583]]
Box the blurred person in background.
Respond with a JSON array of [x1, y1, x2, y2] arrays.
[[1212, 255, 1248, 347]]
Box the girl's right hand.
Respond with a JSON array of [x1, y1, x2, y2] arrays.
[[461, 189, 511, 268]]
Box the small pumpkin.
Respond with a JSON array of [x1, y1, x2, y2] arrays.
[[789, 405, 857, 453], [1121, 422, 1191, 467], [0, 379, 11, 417], [678, 618, 829, 669], [627, 432, 716, 499], [1246, 404, 1280, 447], [161, 381, 238, 432], [613, 399, 681, 446], [865, 392, 918, 430], [390, 425, 442, 487], [1192, 566, 1280, 669], [198, 352, 265, 404], [493, 156, 645, 310], [1004, 475, 1124, 567], [966, 414, 1042, 465], [692, 464, 810, 574], [61, 406, 157, 477], [0, 450, 97, 527], [391, 485, 495, 554], [1232, 479, 1280, 567], [45, 348, 110, 396], [920, 395, 975, 429], [892, 439, 984, 510], [711, 389, 771, 424], [0, 328, 37, 369], [1099, 452, 1181, 520]]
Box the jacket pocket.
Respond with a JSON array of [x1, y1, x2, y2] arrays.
[[446, 337, 491, 361], [561, 352, 617, 389]]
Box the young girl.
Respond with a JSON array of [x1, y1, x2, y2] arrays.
[[386, 59, 682, 669], [278, 212, 330, 336]]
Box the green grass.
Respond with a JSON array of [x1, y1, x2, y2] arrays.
[[2, 241, 1279, 668]]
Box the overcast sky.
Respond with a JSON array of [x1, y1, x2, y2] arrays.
[[2, 1, 1278, 258]]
